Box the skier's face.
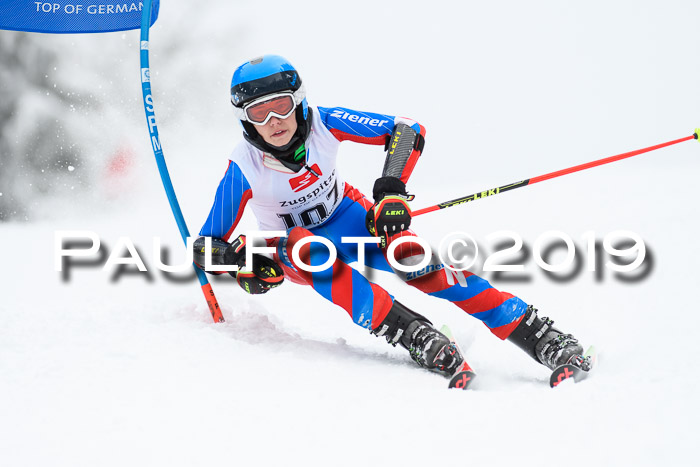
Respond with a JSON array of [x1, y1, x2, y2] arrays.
[[257, 113, 298, 148]]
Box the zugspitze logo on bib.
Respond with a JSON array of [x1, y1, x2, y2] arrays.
[[289, 164, 322, 192]]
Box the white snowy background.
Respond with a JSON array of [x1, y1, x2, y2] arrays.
[[2, 1, 699, 466]]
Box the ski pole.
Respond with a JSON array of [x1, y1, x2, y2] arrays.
[[413, 131, 699, 217], [139, 0, 224, 323]]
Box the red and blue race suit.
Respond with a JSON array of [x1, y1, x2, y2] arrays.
[[199, 106, 529, 339]]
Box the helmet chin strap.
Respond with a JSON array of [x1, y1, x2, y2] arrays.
[[242, 107, 313, 173]]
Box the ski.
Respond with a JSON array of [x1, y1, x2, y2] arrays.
[[448, 363, 477, 390], [549, 345, 596, 388], [441, 325, 477, 390]]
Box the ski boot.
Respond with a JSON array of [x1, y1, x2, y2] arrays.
[[372, 300, 464, 376], [507, 305, 592, 372]]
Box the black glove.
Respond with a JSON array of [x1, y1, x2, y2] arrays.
[[365, 177, 413, 248], [226, 235, 284, 295], [235, 254, 284, 295]]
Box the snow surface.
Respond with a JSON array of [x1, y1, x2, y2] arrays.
[[2, 1, 700, 466]]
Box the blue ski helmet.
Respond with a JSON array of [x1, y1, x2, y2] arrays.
[[231, 55, 307, 115], [230, 55, 312, 165]]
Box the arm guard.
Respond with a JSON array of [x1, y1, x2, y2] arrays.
[[193, 235, 245, 275], [382, 122, 425, 182]]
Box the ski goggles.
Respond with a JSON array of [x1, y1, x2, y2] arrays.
[[233, 87, 306, 126]]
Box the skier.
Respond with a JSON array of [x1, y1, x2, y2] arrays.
[[193, 54, 591, 381]]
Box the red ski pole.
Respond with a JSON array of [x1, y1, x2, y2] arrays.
[[413, 131, 699, 217]]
